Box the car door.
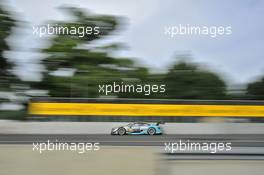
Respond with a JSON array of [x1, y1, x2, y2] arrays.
[[139, 123, 149, 132], [131, 123, 141, 133]]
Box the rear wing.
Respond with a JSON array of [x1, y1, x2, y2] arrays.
[[156, 121, 165, 126]]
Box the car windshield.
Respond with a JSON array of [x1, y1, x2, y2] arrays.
[[127, 123, 133, 127]]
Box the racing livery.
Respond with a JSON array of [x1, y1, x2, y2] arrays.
[[111, 122, 163, 135]]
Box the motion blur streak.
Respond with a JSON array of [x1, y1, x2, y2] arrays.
[[29, 102, 264, 117]]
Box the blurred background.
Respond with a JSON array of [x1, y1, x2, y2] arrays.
[[1, 1, 264, 175], [0, 0, 264, 122]]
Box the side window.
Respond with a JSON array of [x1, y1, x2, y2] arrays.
[[131, 123, 140, 128], [138, 123, 147, 126]]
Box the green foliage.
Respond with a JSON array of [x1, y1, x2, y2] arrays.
[[0, 110, 27, 120], [164, 61, 227, 99], [0, 4, 17, 91], [247, 77, 264, 99], [39, 7, 148, 98], [38, 7, 228, 100]]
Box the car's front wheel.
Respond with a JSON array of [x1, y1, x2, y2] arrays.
[[147, 128, 156, 135], [118, 127, 126, 135]]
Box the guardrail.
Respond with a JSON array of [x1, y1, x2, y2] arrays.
[[28, 98, 264, 122]]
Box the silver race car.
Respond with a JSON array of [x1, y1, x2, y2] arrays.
[[111, 122, 164, 135]]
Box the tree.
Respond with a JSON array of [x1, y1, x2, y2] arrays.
[[247, 77, 264, 99], [0, 4, 17, 91], [37, 7, 150, 98], [164, 60, 227, 99]]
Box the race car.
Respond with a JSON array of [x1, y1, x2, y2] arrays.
[[111, 122, 164, 135]]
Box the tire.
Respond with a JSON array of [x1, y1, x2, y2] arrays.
[[147, 128, 156, 135], [118, 127, 126, 136]]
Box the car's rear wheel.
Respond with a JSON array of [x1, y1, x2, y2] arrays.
[[147, 128, 156, 135], [118, 127, 126, 135]]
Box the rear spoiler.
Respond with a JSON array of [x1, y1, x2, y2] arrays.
[[156, 121, 165, 126]]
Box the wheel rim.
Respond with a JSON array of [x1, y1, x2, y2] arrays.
[[148, 128, 155, 135], [119, 128, 125, 135]]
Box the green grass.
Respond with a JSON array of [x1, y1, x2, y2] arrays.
[[0, 110, 27, 120]]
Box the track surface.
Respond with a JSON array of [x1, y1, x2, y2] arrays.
[[0, 134, 264, 146]]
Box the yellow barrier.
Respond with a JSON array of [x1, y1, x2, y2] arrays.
[[29, 102, 264, 117]]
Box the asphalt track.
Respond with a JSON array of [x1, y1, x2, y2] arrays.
[[0, 134, 264, 147]]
